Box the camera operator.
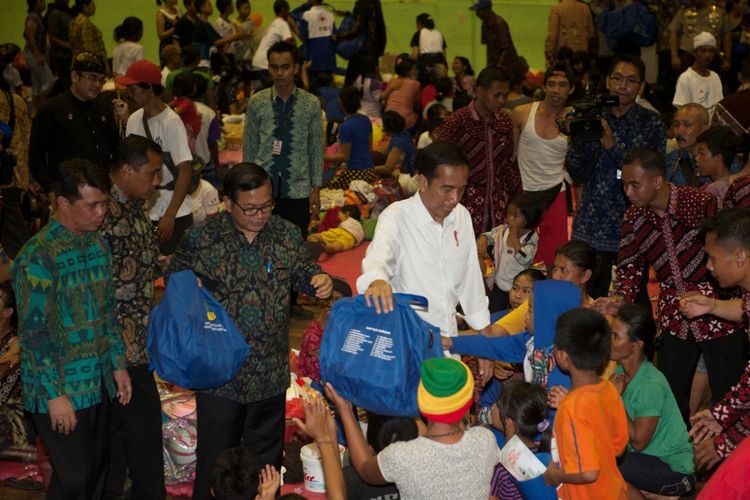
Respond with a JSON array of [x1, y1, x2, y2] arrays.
[[567, 54, 666, 298]]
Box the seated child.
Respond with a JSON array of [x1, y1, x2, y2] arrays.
[[478, 192, 542, 313], [209, 447, 280, 500], [307, 205, 365, 254], [490, 381, 557, 500], [445, 279, 581, 390], [376, 111, 416, 176], [543, 308, 629, 499], [475, 268, 547, 423]]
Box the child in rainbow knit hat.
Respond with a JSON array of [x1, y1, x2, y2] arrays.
[[326, 357, 500, 499]]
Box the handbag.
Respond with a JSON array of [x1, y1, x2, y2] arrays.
[[147, 270, 250, 389], [319, 293, 443, 416]]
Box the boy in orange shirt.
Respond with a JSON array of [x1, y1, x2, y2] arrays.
[[543, 308, 629, 500]]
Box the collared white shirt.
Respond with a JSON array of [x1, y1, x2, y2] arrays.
[[357, 193, 490, 337]]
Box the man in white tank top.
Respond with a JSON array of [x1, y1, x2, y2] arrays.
[[511, 63, 573, 268]]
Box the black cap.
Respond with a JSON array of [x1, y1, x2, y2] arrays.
[[72, 52, 106, 74]]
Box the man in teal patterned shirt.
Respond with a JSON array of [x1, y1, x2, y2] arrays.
[[13, 159, 131, 499], [243, 40, 324, 237], [171, 163, 332, 500]]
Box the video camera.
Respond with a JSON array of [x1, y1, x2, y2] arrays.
[[558, 93, 619, 143]]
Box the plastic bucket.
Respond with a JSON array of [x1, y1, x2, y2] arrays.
[[300, 442, 345, 493]]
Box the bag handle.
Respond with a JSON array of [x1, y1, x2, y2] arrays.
[[392, 293, 428, 308], [354, 292, 428, 309]]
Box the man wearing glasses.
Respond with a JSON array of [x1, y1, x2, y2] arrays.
[[566, 54, 666, 298], [29, 52, 120, 194], [170, 163, 332, 500]]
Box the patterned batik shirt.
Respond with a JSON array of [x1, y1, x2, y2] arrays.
[[568, 103, 666, 252], [100, 184, 161, 366], [170, 212, 323, 403], [723, 174, 750, 209], [12, 219, 126, 413], [613, 185, 737, 341], [242, 86, 324, 200], [68, 13, 107, 62], [711, 291, 750, 458], [436, 102, 521, 233]]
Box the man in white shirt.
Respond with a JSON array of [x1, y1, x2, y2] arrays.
[[357, 141, 491, 340], [673, 32, 724, 112], [117, 60, 193, 255]]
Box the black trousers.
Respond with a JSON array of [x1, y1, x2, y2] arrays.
[[659, 330, 749, 423], [273, 197, 310, 239], [274, 197, 312, 306], [103, 365, 165, 500], [32, 400, 109, 500], [619, 451, 695, 496], [191, 392, 286, 500], [589, 250, 651, 307], [0, 187, 31, 259]]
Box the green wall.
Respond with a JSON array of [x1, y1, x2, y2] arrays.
[[3, 0, 555, 72]]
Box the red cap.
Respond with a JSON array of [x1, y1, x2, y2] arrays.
[[115, 60, 162, 87]]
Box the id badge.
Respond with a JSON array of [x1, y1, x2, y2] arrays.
[[272, 138, 283, 156]]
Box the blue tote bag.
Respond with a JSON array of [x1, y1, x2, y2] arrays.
[[147, 270, 250, 390], [319, 293, 443, 416]]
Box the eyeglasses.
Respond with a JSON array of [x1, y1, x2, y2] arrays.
[[76, 71, 106, 84], [609, 74, 641, 87], [232, 201, 275, 216]]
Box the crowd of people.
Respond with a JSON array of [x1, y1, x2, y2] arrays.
[[2, 0, 750, 498]]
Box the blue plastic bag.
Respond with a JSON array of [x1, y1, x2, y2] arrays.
[[147, 270, 250, 390], [335, 15, 364, 60], [319, 293, 443, 416]]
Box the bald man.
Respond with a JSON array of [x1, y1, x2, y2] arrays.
[[665, 103, 710, 187]]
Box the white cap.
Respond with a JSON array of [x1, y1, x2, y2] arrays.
[[693, 32, 717, 50]]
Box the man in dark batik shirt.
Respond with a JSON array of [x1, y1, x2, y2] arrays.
[[471, 0, 520, 72], [170, 163, 333, 500], [99, 136, 165, 499]]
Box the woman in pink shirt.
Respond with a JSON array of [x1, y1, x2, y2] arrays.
[[383, 55, 421, 131]]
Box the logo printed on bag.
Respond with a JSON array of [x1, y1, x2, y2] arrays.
[[203, 304, 228, 333]]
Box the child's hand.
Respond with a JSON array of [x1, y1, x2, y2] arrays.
[[324, 382, 353, 414], [547, 385, 569, 409], [543, 462, 563, 486], [292, 395, 337, 444], [441, 336, 453, 350], [257, 464, 280, 500], [609, 373, 626, 395], [493, 362, 514, 381]]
